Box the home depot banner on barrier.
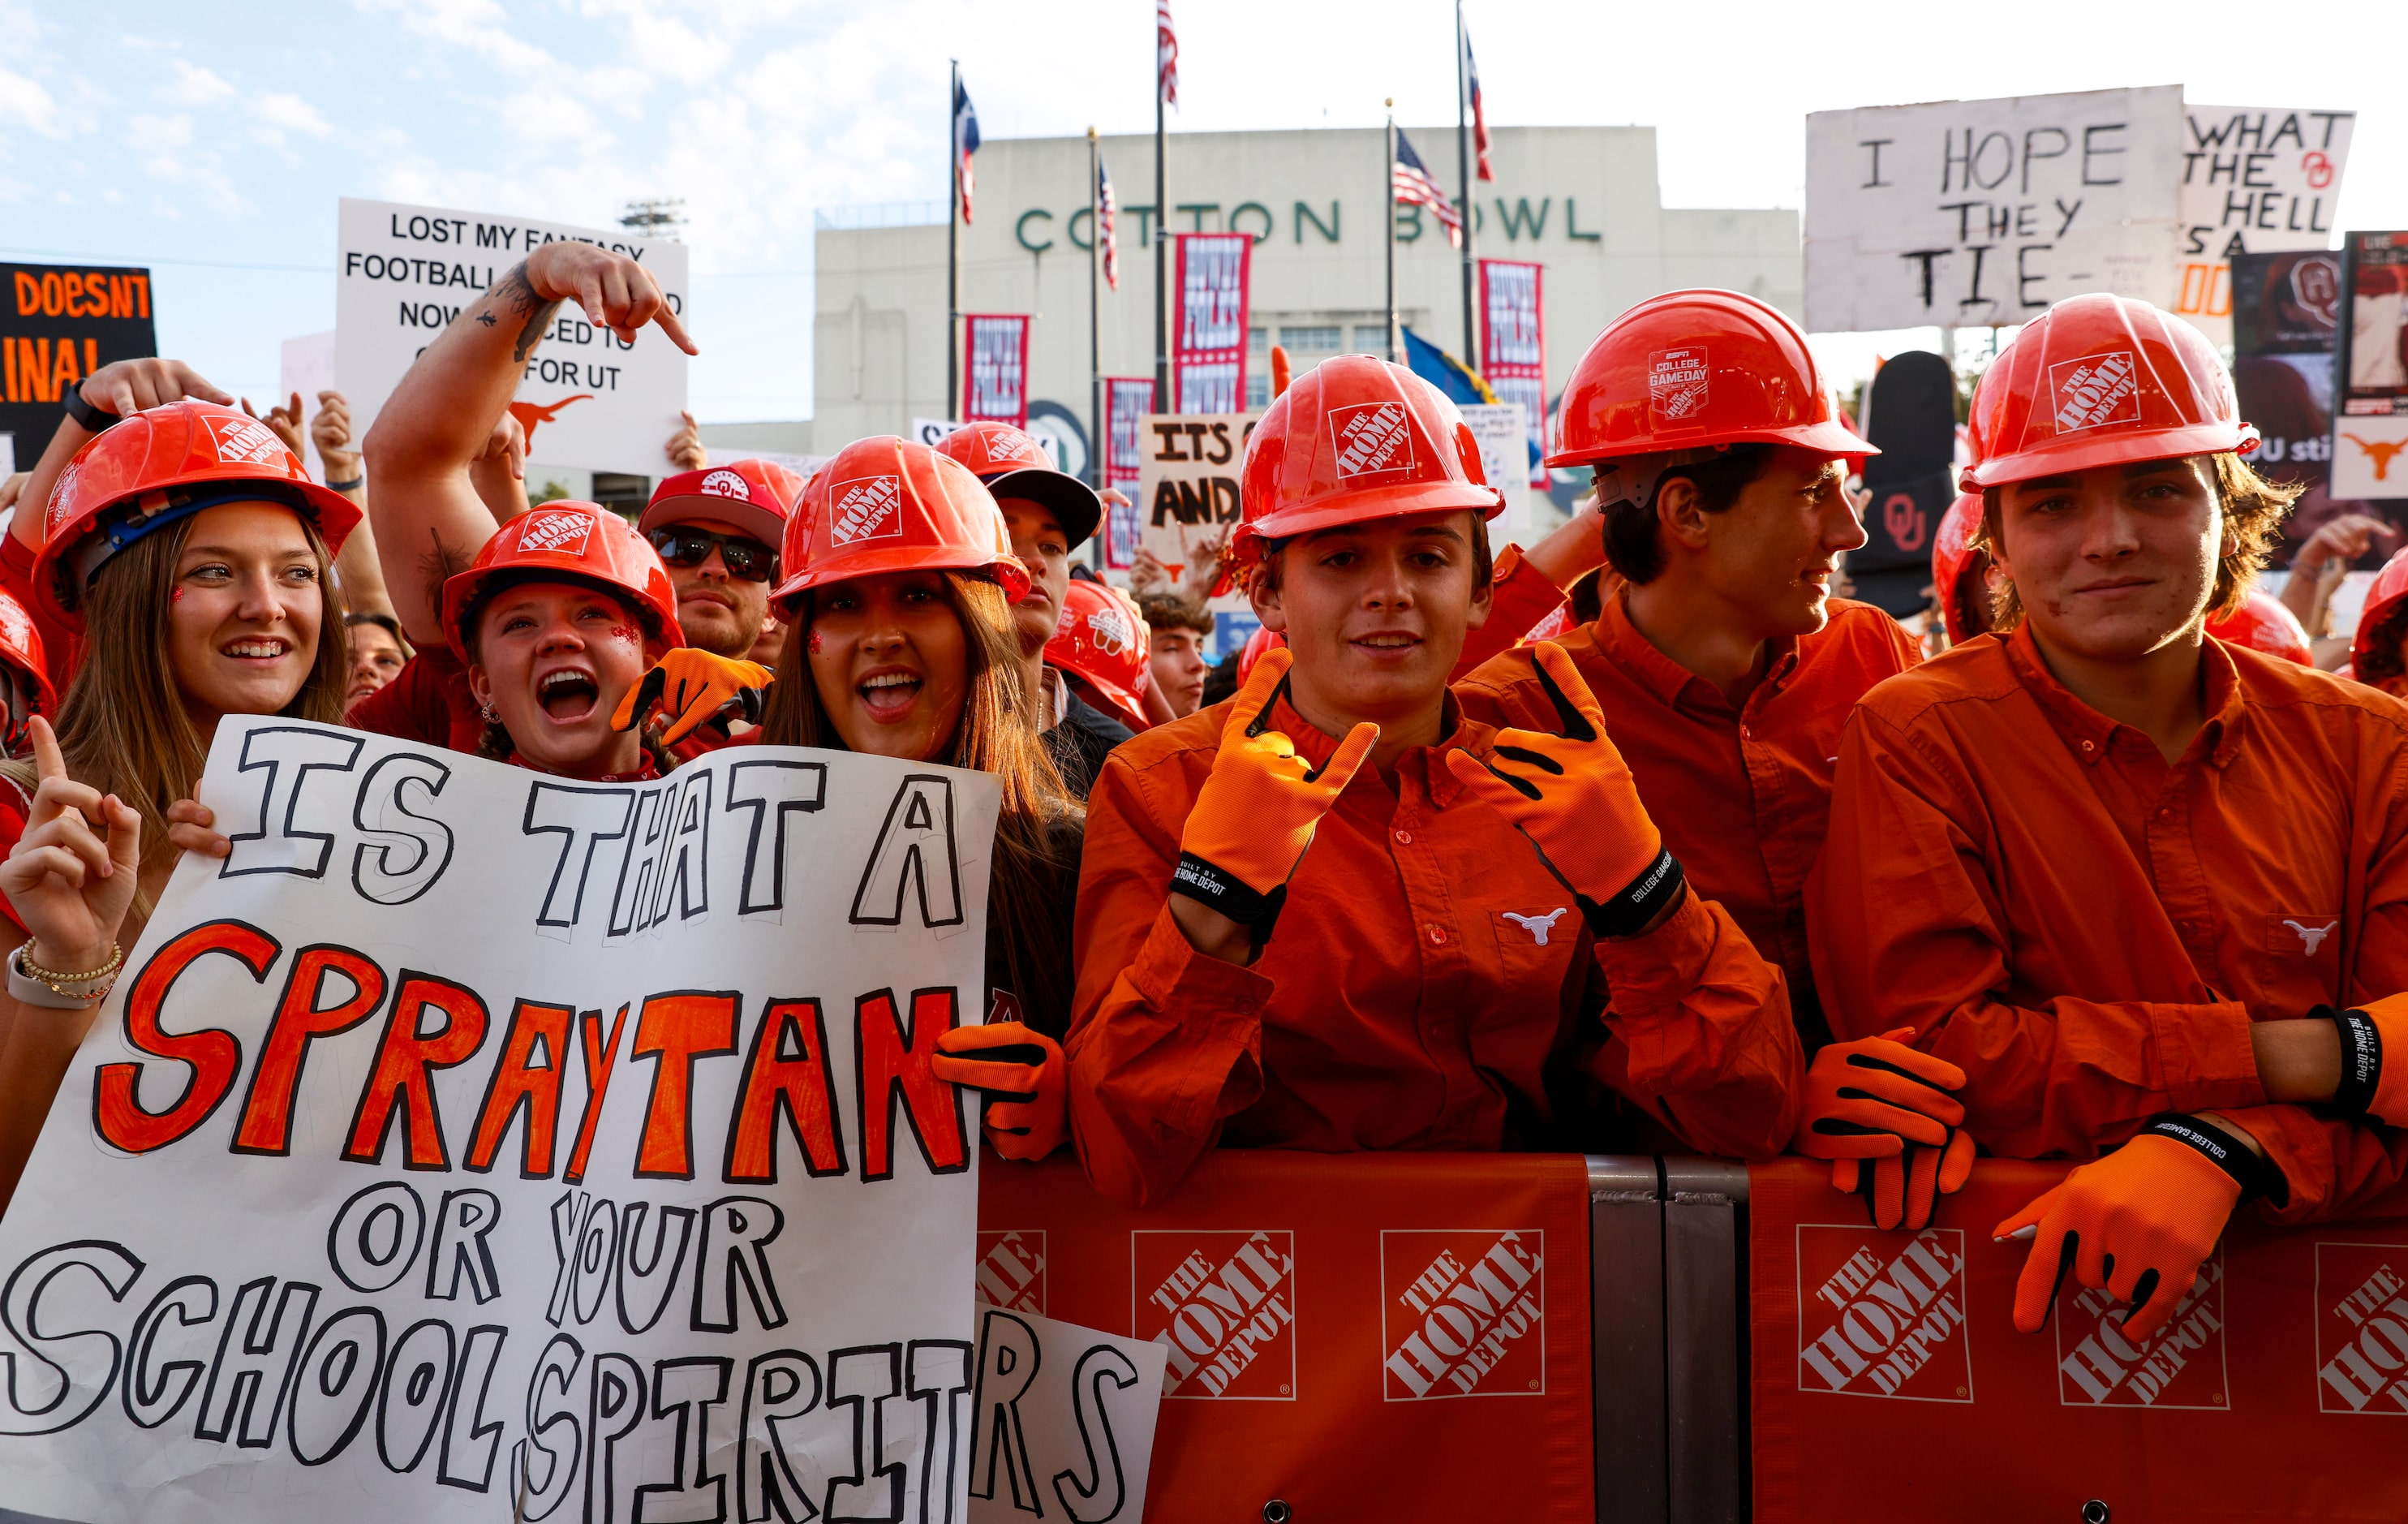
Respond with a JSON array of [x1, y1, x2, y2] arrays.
[[1750, 1158, 2408, 1523], [977, 1151, 1594, 1522], [1172, 234, 1249, 415]]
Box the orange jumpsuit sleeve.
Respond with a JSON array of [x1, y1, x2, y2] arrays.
[[1811, 704, 2270, 1156], [1066, 747, 1275, 1207], [1588, 889, 1805, 1159], [1450, 545, 1566, 680]]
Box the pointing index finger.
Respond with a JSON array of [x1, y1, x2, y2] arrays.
[[28, 715, 63, 786]]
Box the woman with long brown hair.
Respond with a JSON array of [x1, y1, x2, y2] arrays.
[[752, 434, 1083, 1162], [0, 398, 358, 1209]]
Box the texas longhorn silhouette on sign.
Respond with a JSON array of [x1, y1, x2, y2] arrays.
[[509, 393, 593, 450]]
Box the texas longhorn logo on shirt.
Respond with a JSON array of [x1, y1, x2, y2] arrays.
[[1330, 402, 1416, 480], [1381, 1229, 1546, 1398], [1133, 1229, 1296, 1398], [1795, 1225, 1973, 1401], [828, 474, 905, 547], [975, 1229, 1047, 1315], [204, 413, 290, 468], [699, 467, 752, 499], [515, 509, 594, 558], [2053, 1248, 2228, 1408], [1649, 346, 1711, 428], [2315, 1242, 2408, 1414], [2049, 351, 2143, 433]]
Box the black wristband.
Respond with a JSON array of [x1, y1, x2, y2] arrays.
[[60, 386, 118, 433], [2140, 1113, 2288, 1208], [2324, 1004, 2383, 1117], [324, 475, 364, 492], [1580, 846, 1686, 940], [1168, 853, 1289, 937]]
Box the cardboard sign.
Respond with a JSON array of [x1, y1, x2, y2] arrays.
[[335, 198, 690, 476], [1805, 88, 2184, 332], [1, 261, 157, 461], [2173, 107, 2355, 343], [967, 1309, 1166, 1522], [0, 721, 998, 1522], [1136, 413, 1257, 615]]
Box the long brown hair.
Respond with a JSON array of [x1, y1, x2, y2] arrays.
[[759, 570, 1082, 1026], [16, 510, 349, 846]]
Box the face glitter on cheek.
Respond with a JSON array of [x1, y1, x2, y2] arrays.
[[608, 625, 641, 644], [171, 588, 184, 603], [808, 628, 824, 655]]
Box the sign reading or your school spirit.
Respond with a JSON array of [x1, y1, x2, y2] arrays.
[[966, 1308, 1166, 1522], [0, 721, 998, 1523], [1172, 234, 1251, 415], [335, 197, 690, 477], [963, 315, 1031, 429], [1136, 412, 1258, 616], [1804, 87, 2185, 332], [1477, 259, 1547, 486], [2171, 107, 2355, 343], [2334, 231, 2408, 501], [0, 260, 157, 463]]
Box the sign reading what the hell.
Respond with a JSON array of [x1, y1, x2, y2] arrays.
[[0, 721, 998, 1522], [1806, 86, 2184, 333], [336, 197, 690, 476]]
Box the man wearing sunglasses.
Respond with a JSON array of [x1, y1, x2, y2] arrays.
[[631, 458, 799, 757]]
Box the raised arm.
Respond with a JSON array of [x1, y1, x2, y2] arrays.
[[12, 359, 234, 555]]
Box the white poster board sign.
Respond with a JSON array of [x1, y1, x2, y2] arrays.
[[0, 721, 996, 1522], [967, 1309, 1166, 1522], [1805, 87, 2185, 333], [2174, 106, 2356, 343], [1459, 403, 1533, 549], [277, 329, 338, 481], [1136, 414, 1257, 616], [337, 197, 690, 476]]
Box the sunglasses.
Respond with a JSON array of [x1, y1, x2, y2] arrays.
[[647, 526, 778, 583]]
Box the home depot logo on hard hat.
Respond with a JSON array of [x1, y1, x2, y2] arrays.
[[828, 475, 905, 547], [516, 510, 594, 558], [1086, 604, 1137, 657], [699, 468, 751, 499], [2049, 351, 2143, 433], [1331, 402, 1416, 480], [205, 415, 289, 467], [969, 427, 1046, 471], [1649, 347, 1711, 427]]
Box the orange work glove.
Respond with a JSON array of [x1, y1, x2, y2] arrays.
[[1834, 1130, 1976, 1232], [1795, 1028, 1966, 1157], [930, 1022, 1067, 1163], [1170, 648, 1377, 943], [1443, 643, 1679, 937], [610, 648, 773, 745], [1993, 1115, 2281, 1343], [2326, 994, 2408, 1126]]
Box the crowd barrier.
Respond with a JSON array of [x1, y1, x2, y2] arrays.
[[983, 1152, 2408, 1524]]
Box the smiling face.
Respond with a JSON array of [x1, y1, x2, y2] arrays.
[[1250, 510, 1490, 732], [165, 502, 328, 730], [662, 516, 772, 658], [1000, 498, 1069, 659], [467, 579, 649, 777], [1989, 457, 2223, 662], [1675, 445, 1868, 640], [805, 569, 972, 761]]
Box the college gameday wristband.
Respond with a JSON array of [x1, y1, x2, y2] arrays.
[[2139, 1113, 2288, 1208]]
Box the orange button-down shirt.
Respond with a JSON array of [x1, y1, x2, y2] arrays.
[[1068, 691, 1802, 1206], [1811, 624, 2408, 1224], [1456, 592, 1920, 1044]]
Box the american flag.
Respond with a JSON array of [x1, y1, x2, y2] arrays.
[[1098, 156, 1120, 289], [953, 77, 981, 223], [1465, 30, 1493, 181], [1157, 0, 1179, 107], [1392, 127, 1464, 248]]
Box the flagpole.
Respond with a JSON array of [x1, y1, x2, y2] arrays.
[[1088, 127, 1103, 502], [948, 58, 961, 421], [1154, 61, 1170, 410], [1385, 101, 1400, 364], [1455, 1, 1480, 374]]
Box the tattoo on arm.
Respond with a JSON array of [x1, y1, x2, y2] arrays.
[[486, 262, 565, 364]]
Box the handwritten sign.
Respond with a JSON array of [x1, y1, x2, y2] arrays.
[[967, 1309, 1165, 1522], [1137, 412, 1258, 615], [2174, 107, 2356, 343], [1805, 87, 2184, 333], [0, 721, 998, 1522]]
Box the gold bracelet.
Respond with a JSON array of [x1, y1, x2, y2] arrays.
[[19, 940, 124, 992]]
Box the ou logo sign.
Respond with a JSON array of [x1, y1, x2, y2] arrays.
[[1883, 493, 1928, 553]]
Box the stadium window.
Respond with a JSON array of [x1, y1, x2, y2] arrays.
[[1352, 325, 1390, 351], [1249, 326, 1269, 354], [1281, 325, 1341, 351], [1246, 371, 1270, 409]]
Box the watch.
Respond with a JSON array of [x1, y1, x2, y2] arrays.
[[61, 386, 118, 434]]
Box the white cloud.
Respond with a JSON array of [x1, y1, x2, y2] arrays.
[[0, 65, 63, 138], [252, 92, 334, 140], [166, 60, 237, 106]]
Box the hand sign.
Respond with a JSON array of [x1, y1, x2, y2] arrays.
[[0, 717, 141, 972]]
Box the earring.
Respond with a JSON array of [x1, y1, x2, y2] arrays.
[[479, 700, 498, 722]]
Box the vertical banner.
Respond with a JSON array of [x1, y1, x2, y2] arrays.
[[1103, 377, 1156, 570], [1172, 234, 1250, 415], [0, 720, 998, 1523], [2174, 107, 2355, 343], [1477, 260, 1548, 486], [962, 313, 1030, 428], [1, 262, 157, 459], [2334, 231, 2408, 501]]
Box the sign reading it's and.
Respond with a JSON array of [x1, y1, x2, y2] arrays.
[[0, 262, 157, 458]]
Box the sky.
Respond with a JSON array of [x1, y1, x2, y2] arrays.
[[2, 0, 2403, 426]]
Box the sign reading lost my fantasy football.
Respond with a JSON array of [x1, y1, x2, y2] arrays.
[[2172, 106, 2355, 344], [1805, 87, 2184, 332], [1137, 412, 1258, 611], [0, 720, 996, 1522], [336, 197, 690, 476]]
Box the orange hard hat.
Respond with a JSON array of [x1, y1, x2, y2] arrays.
[[0, 588, 54, 717], [1236, 623, 1285, 685], [772, 436, 1030, 608], [1235, 355, 1502, 562], [641, 459, 797, 549], [34, 400, 363, 631], [440, 501, 684, 663], [934, 421, 1103, 549], [2354, 545, 2408, 674], [2205, 588, 2312, 665], [1962, 294, 2259, 492], [1549, 289, 1873, 470], [1932, 492, 1989, 644], [1045, 579, 1150, 730]]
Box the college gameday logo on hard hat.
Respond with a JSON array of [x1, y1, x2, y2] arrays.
[[699, 468, 752, 500], [828, 474, 905, 548], [2316, 1242, 2408, 1414], [1381, 1229, 1545, 1399], [975, 1230, 1046, 1316], [516, 509, 593, 558], [2049, 351, 2143, 433], [1795, 1225, 1972, 1401], [2055, 1250, 2228, 1408], [1330, 402, 1417, 480], [1134, 1229, 1296, 1399], [205, 414, 290, 468], [1649, 347, 1711, 428]]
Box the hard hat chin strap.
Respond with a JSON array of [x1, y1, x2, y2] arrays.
[[1589, 446, 1728, 515]]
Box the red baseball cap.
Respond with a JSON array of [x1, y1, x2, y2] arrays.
[[640, 459, 797, 548]]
